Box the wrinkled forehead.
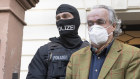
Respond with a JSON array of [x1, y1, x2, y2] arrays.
[[87, 8, 109, 21]]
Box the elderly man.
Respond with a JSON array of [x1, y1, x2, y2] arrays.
[[66, 5, 140, 79]]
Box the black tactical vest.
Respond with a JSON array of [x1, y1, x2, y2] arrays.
[[45, 41, 89, 79]]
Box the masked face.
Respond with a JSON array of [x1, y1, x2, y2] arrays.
[[56, 12, 78, 36], [88, 25, 113, 47], [87, 8, 116, 48], [56, 4, 80, 36], [56, 18, 75, 35]]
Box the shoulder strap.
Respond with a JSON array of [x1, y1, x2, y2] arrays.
[[46, 41, 89, 62], [46, 42, 63, 61], [47, 42, 61, 50]]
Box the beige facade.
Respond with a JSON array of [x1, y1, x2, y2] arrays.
[[21, 0, 140, 79]]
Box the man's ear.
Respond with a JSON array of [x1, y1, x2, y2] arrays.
[[112, 23, 116, 31], [113, 23, 116, 28]]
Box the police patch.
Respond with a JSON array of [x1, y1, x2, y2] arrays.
[[52, 55, 68, 61]]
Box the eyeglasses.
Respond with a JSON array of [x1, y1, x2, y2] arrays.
[[87, 19, 106, 26]]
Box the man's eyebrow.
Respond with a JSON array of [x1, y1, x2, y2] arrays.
[[96, 18, 106, 23], [96, 18, 106, 21]]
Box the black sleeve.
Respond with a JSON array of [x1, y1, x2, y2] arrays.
[[26, 46, 48, 79]]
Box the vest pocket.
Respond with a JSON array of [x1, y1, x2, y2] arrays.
[[51, 60, 68, 77]]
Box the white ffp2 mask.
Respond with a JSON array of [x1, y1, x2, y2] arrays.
[[88, 25, 112, 47]]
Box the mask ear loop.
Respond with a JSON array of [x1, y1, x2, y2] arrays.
[[105, 24, 114, 36], [88, 25, 94, 32], [105, 24, 112, 29], [108, 32, 113, 36]]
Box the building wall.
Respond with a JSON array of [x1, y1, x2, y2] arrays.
[[20, 0, 140, 79]]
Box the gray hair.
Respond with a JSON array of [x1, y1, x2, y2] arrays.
[[92, 5, 122, 37]]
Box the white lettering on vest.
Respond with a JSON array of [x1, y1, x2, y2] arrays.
[[53, 55, 68, 61]]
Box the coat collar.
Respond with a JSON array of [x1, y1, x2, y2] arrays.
[[98, 40, 123, 79], [79, 46, 92, 79], [79, 40, 123, 79]]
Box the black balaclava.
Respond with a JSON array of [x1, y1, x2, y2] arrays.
[[54, 4, 82, 49]]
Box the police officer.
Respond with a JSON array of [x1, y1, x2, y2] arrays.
[[26, 4, 89, 79]]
